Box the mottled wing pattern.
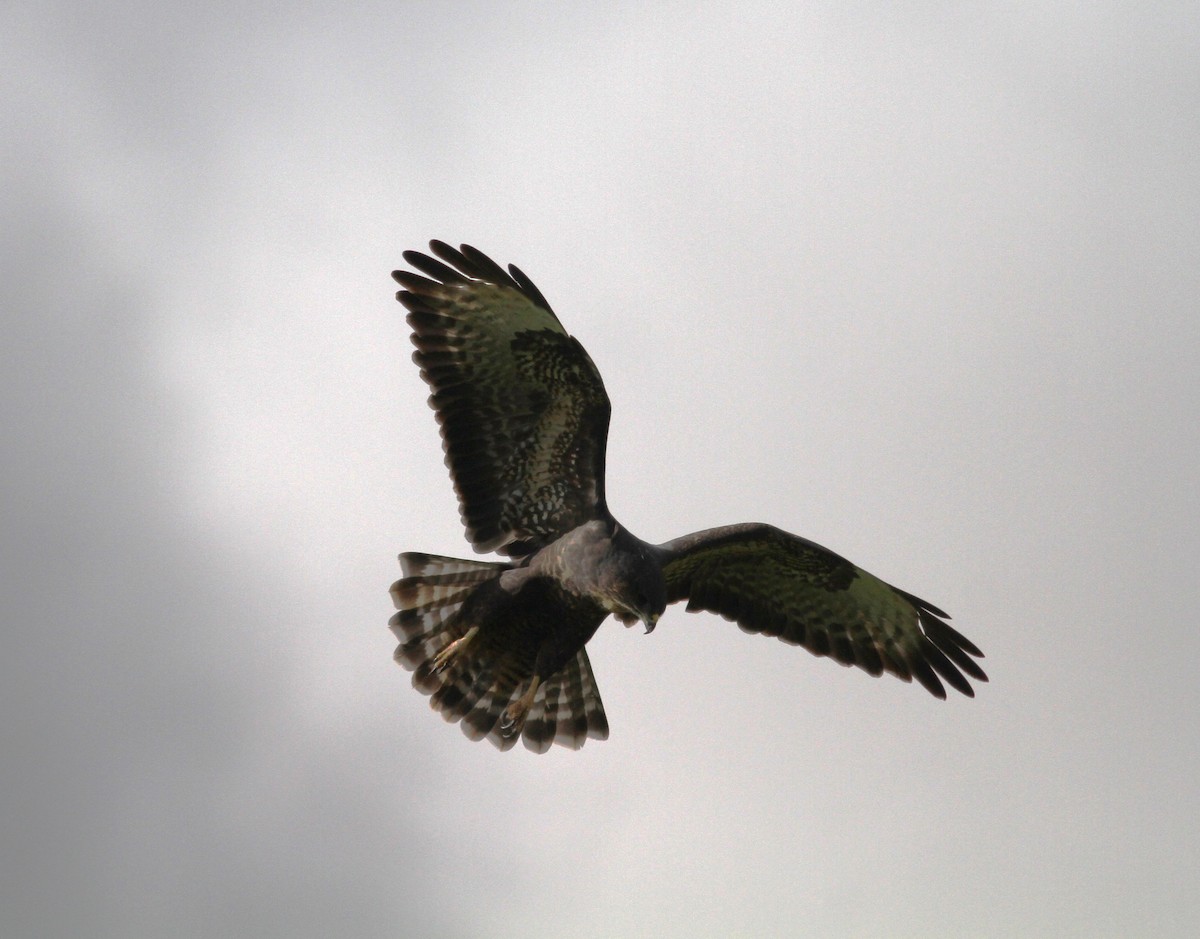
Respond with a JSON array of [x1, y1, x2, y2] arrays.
[[658, 524, 987, 698], [394, 242, 612, 557], [389, 553, 608, 752]]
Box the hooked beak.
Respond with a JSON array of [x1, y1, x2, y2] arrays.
[[613, 606, 661, 633]]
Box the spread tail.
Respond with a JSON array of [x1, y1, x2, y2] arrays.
[[389, 552, 608, 752]]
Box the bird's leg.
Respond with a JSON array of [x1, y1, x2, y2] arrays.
[[431, 625, 478, 673], [499, 675, 541, 737]]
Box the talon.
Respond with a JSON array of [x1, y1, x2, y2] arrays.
[[432, 625, 478, 673], [500, 675, 541, 737]]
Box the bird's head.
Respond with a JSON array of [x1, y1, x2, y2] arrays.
[[602, 532, 667, 634], [611, 586, 665, 633]]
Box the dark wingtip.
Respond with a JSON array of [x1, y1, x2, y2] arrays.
[[909, 656, 949, 699], [508, 262, 554, 313], [428, 240, 467, 269], [395, 240, 558, 319]]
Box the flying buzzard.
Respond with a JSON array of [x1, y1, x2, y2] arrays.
[[389, 241, 986, 752]]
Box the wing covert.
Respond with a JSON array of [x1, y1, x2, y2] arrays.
[[657, 523, 987, 698], [394, 241, 612, 556]]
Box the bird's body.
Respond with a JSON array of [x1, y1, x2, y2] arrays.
[[389, 241, 986, 752]]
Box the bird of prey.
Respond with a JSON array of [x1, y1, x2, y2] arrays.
[[389, 241, 986, 752]]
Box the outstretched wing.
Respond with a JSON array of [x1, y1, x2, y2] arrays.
[[394, 241, 612, 556], [658, 523, 987, 698]]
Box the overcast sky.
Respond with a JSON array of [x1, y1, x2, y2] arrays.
[[3, 2, 1198, 936]]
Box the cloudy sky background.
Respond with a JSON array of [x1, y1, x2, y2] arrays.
[[4, 1, 1198, 936]]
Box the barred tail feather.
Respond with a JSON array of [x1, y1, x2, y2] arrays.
[[521, 649, 609, 754], [398, 552, 505, 579], [459, 649, 609, 753], [389, 552, 507, 673], [389, 552, 608, 753]]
